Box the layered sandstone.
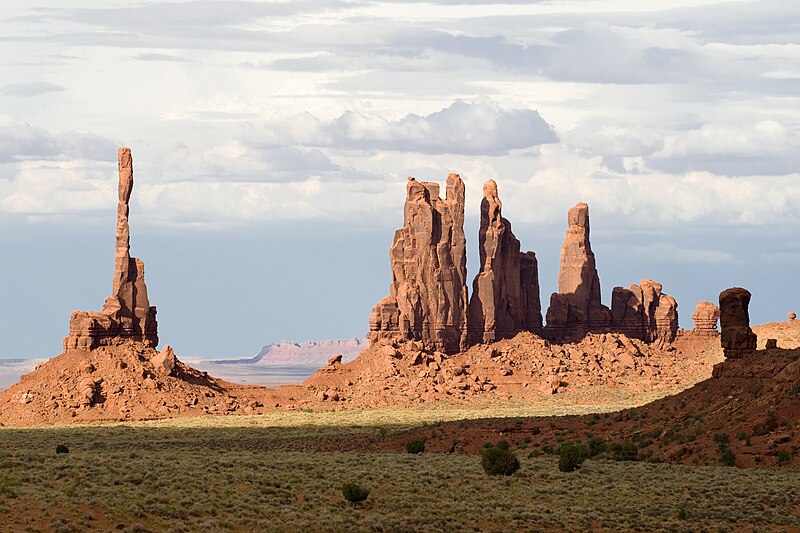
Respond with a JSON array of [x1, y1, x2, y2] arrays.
[[610, 280, 678, 343], [467, 179, 542, 344], [63, 148, 158, 351], [545, 202, 610, 340], [719, 287, 757, 358], [691, 301, 720, 335], [369, 175, 469, 354]]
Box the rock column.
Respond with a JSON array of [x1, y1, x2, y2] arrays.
[[719, 287, 757, 358], [467, 179, 542, 344], [64, 148, 158, 351], [369, 175, 469, 354], [545, 202, 610, 340]]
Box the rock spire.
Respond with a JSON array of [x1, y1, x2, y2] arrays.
[[368, 175, 469, 354], [545, 202, 611, 340], [63, 148, 158, 351], [468, 179, 542, 344], [719, 287, 757, 358]]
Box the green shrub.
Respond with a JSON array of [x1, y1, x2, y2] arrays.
[[776, 450, 791, 465], [558, 442, 587, 472], [480, 445, 520, 476], [341, 482, 370, 503], [719, 447, 736, 467], [584, 436, 606, 458], [405, 439, 425, 454], [56, 445, 69, 454], [610, 440, 639, 461], [713, 432, 730, 445], [789, 382, 800, 397]]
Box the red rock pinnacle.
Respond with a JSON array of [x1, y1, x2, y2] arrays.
[[369, 174, 469, 354], [468, 179, 542, 344], [63, 148, 158, 351], [545, 202, 611, 340], [719, 287, 757, 358]]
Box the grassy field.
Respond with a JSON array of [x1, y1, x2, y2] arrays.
[[2, 405, 800, 532]]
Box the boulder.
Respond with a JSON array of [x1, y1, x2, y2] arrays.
[[151, 345, 176, 376]]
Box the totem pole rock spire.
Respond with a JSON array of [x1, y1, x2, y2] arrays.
[[63, 148, 158, 351]]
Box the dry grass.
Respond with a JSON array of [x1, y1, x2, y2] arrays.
[[2, 403, 800, 532]]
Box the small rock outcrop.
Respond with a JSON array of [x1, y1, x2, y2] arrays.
[[369, 175, 469, 354], [468, 179, 542, 344], [789, 312, 796, 321], [63, 148, 158, 351], [719, 287, 757, 358], [545, 202, 611, 340], [610, 279, 679, 343], [691, 301, 720, 335]]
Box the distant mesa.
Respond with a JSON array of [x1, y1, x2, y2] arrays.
[[63, 148, 158, 351], [215, 337, 368, 366]]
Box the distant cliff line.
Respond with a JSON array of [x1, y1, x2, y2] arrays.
[[213, 337, 368, 366]]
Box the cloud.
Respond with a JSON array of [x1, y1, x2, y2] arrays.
[[133, 53, 191, 62], [0, 82, 65, 97], [0, 118, 118, 163], [648, 120, 800, 175], [245, 100, 557, 155]]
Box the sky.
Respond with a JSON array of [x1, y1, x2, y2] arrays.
[[0, 0, 798, 359]]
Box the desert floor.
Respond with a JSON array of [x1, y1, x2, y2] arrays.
[[2, 403, 799, 532]]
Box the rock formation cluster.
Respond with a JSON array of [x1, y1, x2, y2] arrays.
[[467, 179, 542, 344], [610, 280, 679, 344], [719, 287, 757, 358], [63, 148, 158, 351], [369, 175, 469, 354], [370, 180, 680, 352], [691, 302, 721, 335]]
